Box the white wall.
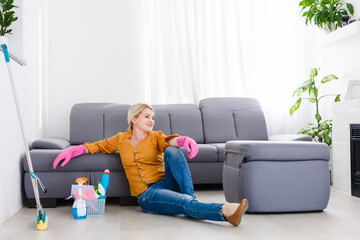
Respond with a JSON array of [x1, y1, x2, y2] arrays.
[[319, 29, 360, 121], [0, 59, 28, 225], [46, 0, 147, 140]]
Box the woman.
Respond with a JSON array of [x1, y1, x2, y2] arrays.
[[53, 103, 249, 226]]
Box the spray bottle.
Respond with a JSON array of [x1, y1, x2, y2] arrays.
[[99, 169, 110, 199], [72, 177, 88, 219], [94, 182, 105, 199]]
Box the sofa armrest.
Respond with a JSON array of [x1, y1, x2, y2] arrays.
[[224, 144, 246, 169], [32, 137, 71, 150], [225, 140, 330, 166], [269, 134, 312, 142]]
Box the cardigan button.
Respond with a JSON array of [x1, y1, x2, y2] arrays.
[[144, 180, 148, 184], [134, 151, 137, 154], [135, 157, 138, 161], [139, 169, 142, 172], [137, 163, 140, 167], [141, 174, 144, 178]]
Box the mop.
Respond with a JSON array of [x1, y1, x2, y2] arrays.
[[0, 37, 48, 231]]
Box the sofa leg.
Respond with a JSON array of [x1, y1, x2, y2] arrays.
[[27, 198, 57, 208], [119, 196, 138, 206]]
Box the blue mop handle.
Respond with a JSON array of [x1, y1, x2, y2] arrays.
[[2, 44, 10, 62]]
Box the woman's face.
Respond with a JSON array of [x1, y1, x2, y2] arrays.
[[132, 108, 155, 133]]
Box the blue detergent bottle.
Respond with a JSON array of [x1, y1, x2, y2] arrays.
[[99, 169, 110, 199], [72, 177, 88, 219]]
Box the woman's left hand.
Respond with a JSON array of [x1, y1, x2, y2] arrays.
[[176, 136, 199, 159]]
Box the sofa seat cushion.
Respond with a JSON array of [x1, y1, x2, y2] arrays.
[[179, 144, 218, 163], [24, 149, 124, 172], [225, 141, 330, 162], [210, 143, 226, 162], [25, 144, 217, 172]]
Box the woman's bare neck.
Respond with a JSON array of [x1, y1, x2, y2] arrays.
[[130, 129, 148, 142]]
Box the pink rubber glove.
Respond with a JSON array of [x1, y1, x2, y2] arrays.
[[176, 136, 199, 159], [53, 145, 87, 169]]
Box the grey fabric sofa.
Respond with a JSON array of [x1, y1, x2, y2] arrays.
[[24, 97, 322, 208]]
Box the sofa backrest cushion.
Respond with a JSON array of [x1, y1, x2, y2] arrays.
[[152, 104, 204, 143], [199, 98, 268, 143], [70, 103, 131, 144], [70, 103, 204, 144]]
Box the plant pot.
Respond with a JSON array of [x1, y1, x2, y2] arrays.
[[0, 36, 9, 46], [324, 22, 337, 33]]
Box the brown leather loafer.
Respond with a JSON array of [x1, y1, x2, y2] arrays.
[[225, 199, 249, 226]]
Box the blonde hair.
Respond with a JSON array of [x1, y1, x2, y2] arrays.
[[127, 103, 154, 131]]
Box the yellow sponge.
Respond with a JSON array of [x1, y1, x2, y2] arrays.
[[37, 216, 48, 231]]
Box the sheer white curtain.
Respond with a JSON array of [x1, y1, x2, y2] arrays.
[[143, 0, 320, 135]]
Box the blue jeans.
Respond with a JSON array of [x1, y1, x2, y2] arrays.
[[137, 147, 225, 222]]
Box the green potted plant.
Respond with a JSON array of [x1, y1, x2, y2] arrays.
[[299, 0, 354, 32], [0, 0, 18, 36], [290, 67, 340, 147]]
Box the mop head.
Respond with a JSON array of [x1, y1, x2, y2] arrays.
[[37, 212, 48, 231]]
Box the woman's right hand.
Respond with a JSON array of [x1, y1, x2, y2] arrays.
[[53, 145, 88, 169]]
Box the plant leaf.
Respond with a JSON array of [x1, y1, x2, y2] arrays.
[[315, 112, 322, 122], [340, 9, 347, 16], [299, 0, 316, 7], [347, 3, 354, 16], [293, 82, 307, 96], [4, 0, 14, 11], [0, 10, 3, 25], [4, 11, 15, 22], [310, 67, 319, 78], [324, 134, 331, 147], [290, 98, 302, 116], [321, 74, 338, 83], [293, 79, 314, 97], [309, 87, 316, 103], [335, 94, 341, 102]]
